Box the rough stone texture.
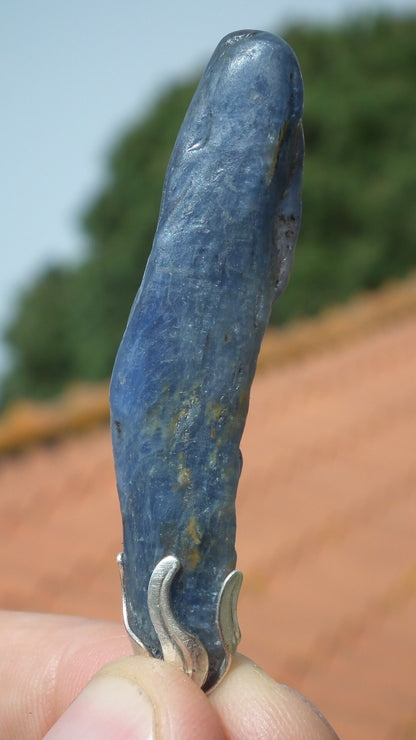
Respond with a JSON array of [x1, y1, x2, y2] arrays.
[[110, 29, 304, 684], [2, 304, 416, 737]]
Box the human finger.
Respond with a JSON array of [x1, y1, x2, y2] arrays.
[[210, 653, 339, 740], [0, 611, 129, 738], [0, 611, 225, 739], [44, 655, 225, 739]]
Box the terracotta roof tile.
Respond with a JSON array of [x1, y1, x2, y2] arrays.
[[0, 308, 415, 738]]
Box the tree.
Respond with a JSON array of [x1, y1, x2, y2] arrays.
[[2, 266, 75, 401], [2, 14, 416, 405]]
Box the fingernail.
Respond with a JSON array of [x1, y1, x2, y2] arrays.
[[44, 672, 154, 739]]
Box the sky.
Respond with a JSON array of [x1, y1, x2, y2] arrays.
[[1, 0, 415, 376]]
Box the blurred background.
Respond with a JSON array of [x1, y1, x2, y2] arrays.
[[2, 0, 416, 405], [1, 1, 416, 738]]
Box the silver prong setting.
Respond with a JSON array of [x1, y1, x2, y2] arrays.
[[118, 552, 243, 691], [117, 552, 149, 656], [148, 555, 209, 688], [216, 569, 243, 675]]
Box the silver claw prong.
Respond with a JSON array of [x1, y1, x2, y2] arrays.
[[118, 552, 242, 691], [211, 569, 243, 691], [147, 555, 209, 688], [117, 552, 149, 656], [217, 569, 243, 656]]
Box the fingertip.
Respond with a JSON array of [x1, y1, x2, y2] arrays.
[[45, 655, 226, 740], [210, 654, 339, 740], [43, 669, 154, 739]]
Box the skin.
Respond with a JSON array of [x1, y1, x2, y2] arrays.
[[0, 611, 339, 739]]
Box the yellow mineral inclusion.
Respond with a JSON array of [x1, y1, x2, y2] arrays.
[[187, 516, 201, 569], [187, 547, 201, 568], [188, 515, 201, 544], [178, 467, 191, 487]]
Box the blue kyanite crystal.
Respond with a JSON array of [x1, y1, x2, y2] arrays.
[[110, 30, 304, 687]]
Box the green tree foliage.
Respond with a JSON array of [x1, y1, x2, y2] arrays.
[[272, 14, 416, 323], [2, 266, 76, 401], [2, 14, 415, 404]]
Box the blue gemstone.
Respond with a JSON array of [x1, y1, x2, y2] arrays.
[[110, 29, 304, 687]]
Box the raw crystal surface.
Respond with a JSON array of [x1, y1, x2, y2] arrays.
[[110, 29, 304, 684]]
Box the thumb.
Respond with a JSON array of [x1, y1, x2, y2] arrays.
[[43, 655, 225, 740]]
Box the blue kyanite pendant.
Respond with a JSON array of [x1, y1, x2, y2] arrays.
[[110, 29, 304, 692]]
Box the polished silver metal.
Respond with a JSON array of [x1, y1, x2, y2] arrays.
[[148, 555, 209, 688], [117, 551, 243, 692], [117, 552, 149, 656], [217, 569, 243, 662]]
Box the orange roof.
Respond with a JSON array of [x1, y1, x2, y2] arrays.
[[1, 285, 416, 739]]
